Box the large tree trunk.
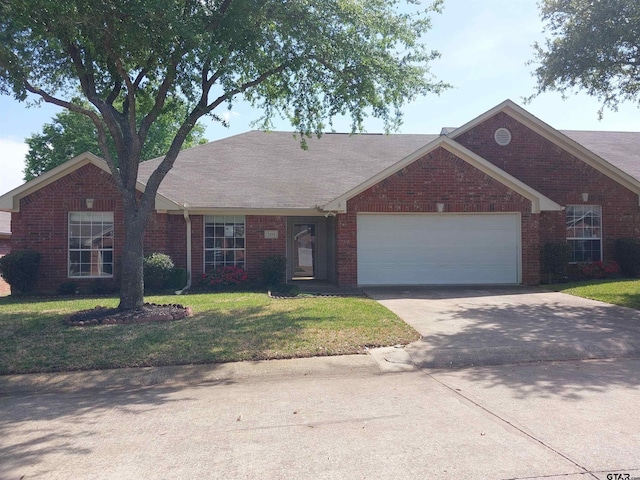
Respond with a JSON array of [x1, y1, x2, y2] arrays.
[[118, 207, 148, 311]]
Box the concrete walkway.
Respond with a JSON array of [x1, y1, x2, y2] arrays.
[[2, 355, 640, 479], [366, 286, 640, 369]]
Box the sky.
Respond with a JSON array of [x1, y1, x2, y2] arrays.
[[1, 0, 639, 196]]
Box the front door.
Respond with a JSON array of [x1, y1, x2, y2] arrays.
[[292, 223, 316, 279]]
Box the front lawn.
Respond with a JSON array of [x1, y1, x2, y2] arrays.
[[0, 292, 419, 375], [551, 278, 640, 310]]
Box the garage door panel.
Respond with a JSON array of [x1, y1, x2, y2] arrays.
[[357, 214, 520, 285]]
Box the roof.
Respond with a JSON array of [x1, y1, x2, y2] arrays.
[[0, 211, 10, 236], [561, 130, 640, 182], [2, 100, 639, 215], [137, 132, 438, 210]]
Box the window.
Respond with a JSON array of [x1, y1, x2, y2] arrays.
[[566, 205, 602, 263], [204, 216, 245, 271], [68, 212, 114, 277]]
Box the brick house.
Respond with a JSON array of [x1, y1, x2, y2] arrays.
[[0, 212, 10, 295], [1, 100, 639, 293]]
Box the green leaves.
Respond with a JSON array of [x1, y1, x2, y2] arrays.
[[531, 0, 640, 114]]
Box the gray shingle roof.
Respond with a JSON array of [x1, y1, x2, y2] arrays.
[[137, 129, 640, 210], [561, 130, 640, 182], [139, 131, 438, 209]]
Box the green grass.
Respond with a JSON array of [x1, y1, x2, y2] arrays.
[[550, 278, 640, 310], [0, 292, 420, 375]]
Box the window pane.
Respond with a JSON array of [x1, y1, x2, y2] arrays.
[[204, 216, 245, 269], [68, 212, 114, 278]]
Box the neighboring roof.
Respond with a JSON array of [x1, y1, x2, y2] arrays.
[[138, 132, 438, 210], [0, 211, 10, 236], [561, 130, 640, 183]]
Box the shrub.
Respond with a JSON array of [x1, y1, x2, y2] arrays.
[[578, 260, 620, 280], [202, 265, 248, 290], [261, 255, 287, 287], [615, 238, 640, 277], [0, 249, 41, 293], [57, 281, 79, 295], [168, 267, 187, 290], [541, 242, 570, 283], [143, 253, 175, 291]]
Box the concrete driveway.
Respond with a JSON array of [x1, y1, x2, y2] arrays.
[[366, 286, 640, 369]]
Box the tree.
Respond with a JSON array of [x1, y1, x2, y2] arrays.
[[24, 99, 207, 181], [0, 0, 448, 310], [530, 0, 640, 115]]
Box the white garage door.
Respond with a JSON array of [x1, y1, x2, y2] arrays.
[[357, 214, 520, 285]]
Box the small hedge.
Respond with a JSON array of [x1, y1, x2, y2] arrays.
[[261, 255, 287, 287], [541, 242, 570, 282], [615, 238, 640, 277], [143, 253, 175, 291], [0, 249, 41, 293]]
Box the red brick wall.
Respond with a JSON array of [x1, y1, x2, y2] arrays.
[[168, 215, 287, 285], [454, 112, 640, 261], [10, 163, 187, 294], [245, 216, 287, 282], [335, 146, 538, 286], [0, 238, 10, 295]]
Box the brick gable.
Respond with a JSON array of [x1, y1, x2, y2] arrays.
[[10, 163, 188, 293], [335, 146, 540, 286], [454, 112, 640, 262]]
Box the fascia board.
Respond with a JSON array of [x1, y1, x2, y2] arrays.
[[439, 140, 562, 213], [449, 100, 640, 197], [323, 135, 561, 214], [166, 207, 330, 217], [0, 151, 182, 212], [500, 105, 640, 195], [322, 136, 448, 212], [0, 153, 108, 211]]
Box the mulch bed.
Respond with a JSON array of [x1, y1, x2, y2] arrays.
[[66, 303, 193, 326]]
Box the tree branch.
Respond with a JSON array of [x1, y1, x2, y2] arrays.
[[22, 81, 125, 194]]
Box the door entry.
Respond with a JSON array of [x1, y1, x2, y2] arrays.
[[292, 223, 316, 278]]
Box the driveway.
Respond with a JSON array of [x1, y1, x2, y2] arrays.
[[366, 286, 640, 368]]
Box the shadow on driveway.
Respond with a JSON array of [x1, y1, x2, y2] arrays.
[[366, 286, 640, 370]]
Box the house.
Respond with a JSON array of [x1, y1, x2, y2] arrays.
[[1, 99, 639, 294], [0, 211, 10, 295]]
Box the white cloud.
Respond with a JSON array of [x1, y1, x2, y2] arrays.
[[0, 139, 27, 195]]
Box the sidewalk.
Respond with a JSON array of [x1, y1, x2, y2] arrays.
[[2, 355, 640, 479]]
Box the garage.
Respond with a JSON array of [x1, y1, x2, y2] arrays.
[[357, 213, 521, 285]]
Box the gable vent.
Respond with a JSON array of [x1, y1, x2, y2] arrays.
[[494, 128, 512, 146]]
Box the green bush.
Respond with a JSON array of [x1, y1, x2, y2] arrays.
[[541, 242, 570, 283], [615, 238, 640, 277], [168, 267, 187, 290], [143, 253, 175, 291], [0, 249, 41, 293], [57, 281, 79, 295], [261, 255, 287, 287]]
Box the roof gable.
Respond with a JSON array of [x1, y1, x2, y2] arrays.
[[323, 136, 561, 214], [448, 100, 640, 198], [0, 153, 179, 212]]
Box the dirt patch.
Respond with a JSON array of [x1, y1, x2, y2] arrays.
[[66, 303, 193, 326]]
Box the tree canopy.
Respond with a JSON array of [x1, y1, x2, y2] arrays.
[[0, 0, 448, 309], [24, 99, 207, 181], [530, 0, 640, 115]]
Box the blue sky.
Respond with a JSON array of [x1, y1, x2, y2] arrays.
[[1, 0, 639, 195]]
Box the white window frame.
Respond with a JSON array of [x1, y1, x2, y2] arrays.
[[566, 205, 602, 263], [68, 212, 114, 278], [203, 215, 246, 272]]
